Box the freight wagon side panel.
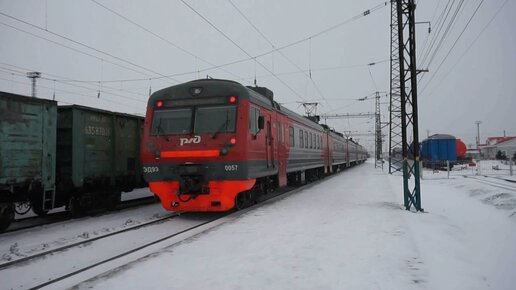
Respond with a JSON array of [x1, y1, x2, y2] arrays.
[[0, 93, 56, 199], [113, 115, 143, 190], [57, 107, 115, 189], [79, 108, 114, 187]]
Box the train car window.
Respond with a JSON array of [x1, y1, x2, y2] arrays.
[[249, 107, 260, 134], [194, 105, 236, 134], [151, 108, 192, 135], [289, 126, 295, 147], [304, 131, 308, 148], [312, 134, 316, 149], [277, 122, 281, 145], [281, 124, 285, 144], [299, 129, 304, 148]]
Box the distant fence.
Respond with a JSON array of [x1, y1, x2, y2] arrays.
[[421, 159, 514, 180]]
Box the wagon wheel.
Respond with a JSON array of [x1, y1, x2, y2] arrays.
[[68, 196, 85, 217], [106, 190, 121, 210], [30, 200, 49, 217], [0, 203, 15, 232], [14, 201, 32, 215]]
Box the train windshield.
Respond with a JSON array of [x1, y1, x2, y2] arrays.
[[194, 105, 236, 134], [151, 108, 192, 135], [151, 105, 236, 135]]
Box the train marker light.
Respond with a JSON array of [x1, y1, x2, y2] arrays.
[[230, 138, 237, 145], [190, 87, 203, 96], [156, 100, 163, 108], [229, 96, 237, 103]]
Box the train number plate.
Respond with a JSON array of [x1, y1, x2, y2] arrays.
[[143, 166, 159, 173], [224, 165, 238, 171]]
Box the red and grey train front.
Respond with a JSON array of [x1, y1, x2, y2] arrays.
[[140, 80, 256, 212]]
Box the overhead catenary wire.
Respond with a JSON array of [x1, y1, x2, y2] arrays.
[[421, 0, 509, 97], [420, 0, 467, 72], [4, 1, 388, 85], [420, 0, 486, 94], [0, 11, 180, 84], [0, 62, 149, 102], [89, 0, 242, 81], [226, 0, 329, 106], [0, 74, 144, 112], [180, 0, 306, 101]]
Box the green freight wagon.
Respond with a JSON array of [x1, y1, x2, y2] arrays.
[[56, 105, 144, 214], [0, 92, 57, 231]]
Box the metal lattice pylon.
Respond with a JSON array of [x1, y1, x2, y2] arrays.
[[389, 1, 403, 174], [375, 92, 383, 169], [396, 0, 422, 211]]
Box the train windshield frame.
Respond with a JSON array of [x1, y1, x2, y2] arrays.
[[151, 105, 237, 136]]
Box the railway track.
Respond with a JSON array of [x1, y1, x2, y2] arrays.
[[0, 168, 357, 289], [4, 196, 158, 234], [465, 176, 516, 193]]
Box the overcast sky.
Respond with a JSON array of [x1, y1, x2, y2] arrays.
[[0, 0, 514, 151]]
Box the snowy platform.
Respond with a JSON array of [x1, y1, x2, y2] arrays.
[[70, 160, 516, 290], [2, 160, 515, 290]]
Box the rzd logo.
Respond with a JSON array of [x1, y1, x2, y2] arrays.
[[179, 135, 201, 146]]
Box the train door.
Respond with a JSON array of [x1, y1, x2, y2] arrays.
[[276, 117, 287, 186], [266, 119, 274, 168]]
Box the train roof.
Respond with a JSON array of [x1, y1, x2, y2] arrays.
[[0, 91, 57, 106], [58, 104, 144, 119], [150, 79, 359, 139], [425, 134, 456, 141]]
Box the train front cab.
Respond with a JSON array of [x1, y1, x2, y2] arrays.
[[141, 81, 281, 212]]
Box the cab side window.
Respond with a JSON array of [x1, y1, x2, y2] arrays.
[[249, 107, 260, 134], [289, 126, 294, 147]]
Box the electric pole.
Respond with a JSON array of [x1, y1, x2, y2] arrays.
[[389, 0, 403, 174], [475, 120, 482, 147], [396, 0, 422, 212], [375, 92, 385, 169], [27, 72, 41, 98]]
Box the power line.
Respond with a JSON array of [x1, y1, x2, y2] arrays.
[[0, 11, 180, 84], [89, 0, 242, 81], [4, 1, 388, 86], [421, 0, 509, 97], [227, 0, 329, 105], [419, 0, 461, 68], [420, 0, 486, 94], [180, 0, 306, 101], [0, 20, 161, 81], [421, 0, 466, 71], [0, 74, 144, 112], [0, 62, 148, 101]]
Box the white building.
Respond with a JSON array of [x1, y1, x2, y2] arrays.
[[482, 137, 516, 159]]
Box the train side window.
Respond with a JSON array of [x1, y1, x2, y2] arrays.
[[281, 124, 285, 144], [312, 134, 316, 149], [299, 129, 304, 148], [289, 126, 295, 147], [249, 107, 260, 135], [277, 122, 281, 145], [249, 107, 256, 134], [304, 131, 308, 148]]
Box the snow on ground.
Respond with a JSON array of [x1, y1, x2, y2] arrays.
[[13, 187, 154, 220], [1, 200, 166, 263], [74, 160, 516, 290]]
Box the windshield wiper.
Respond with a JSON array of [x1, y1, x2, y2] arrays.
[[156, 119, 170, 141], [211, 111, 229, 139]]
